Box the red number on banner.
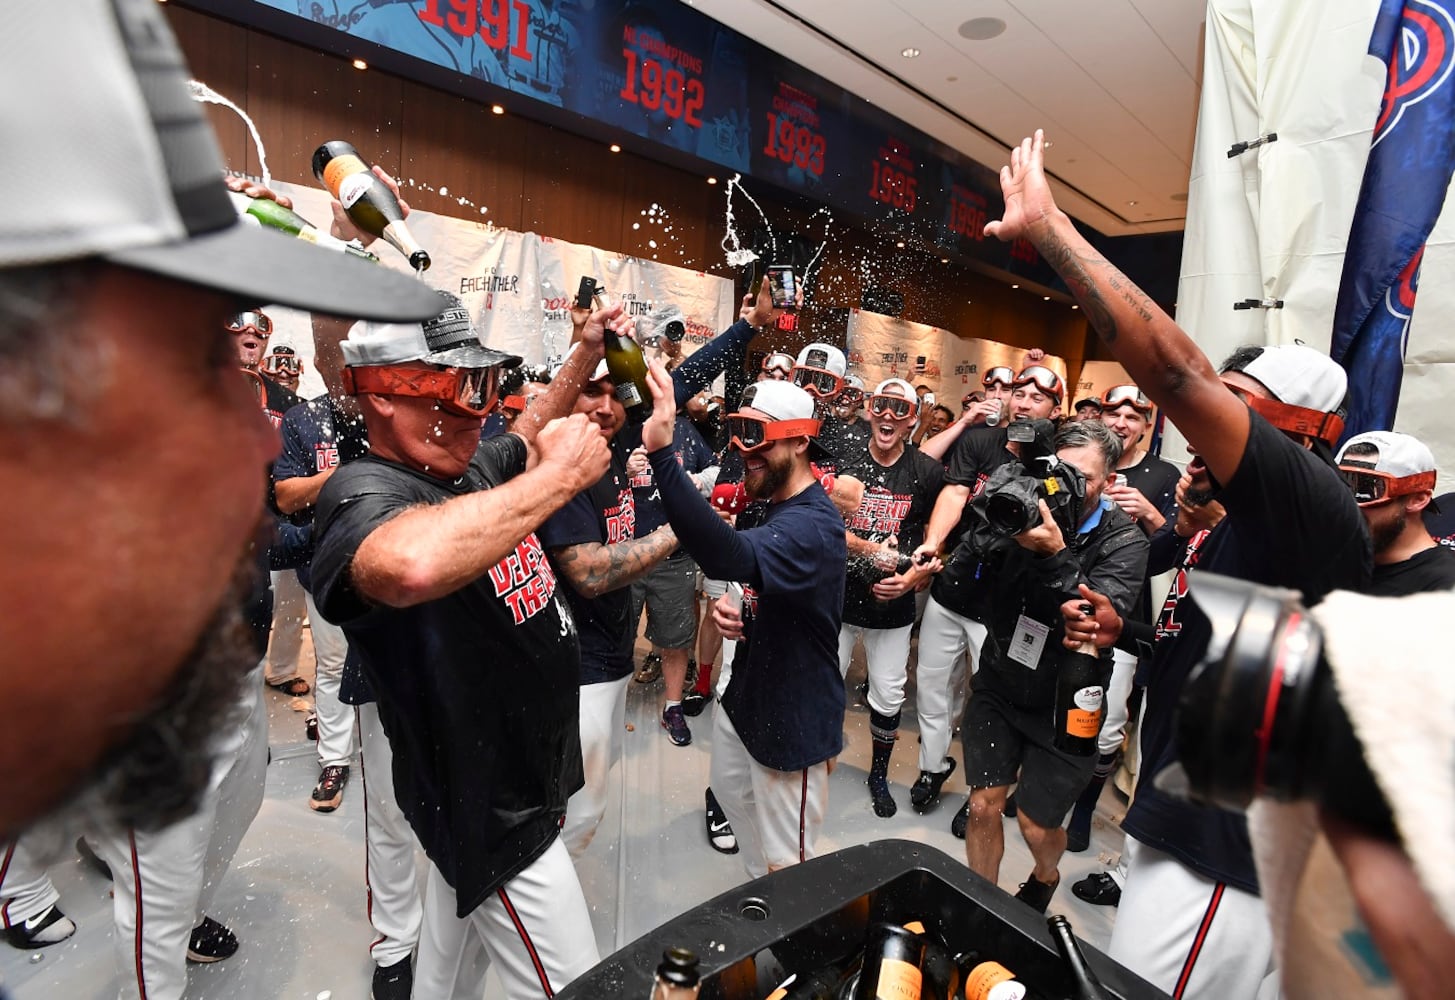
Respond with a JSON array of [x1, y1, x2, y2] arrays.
[[762, 113, 826, 178], [621, 52, 706, 128], [808, 134, 825, 175], [948, 198, 987, 240], [479, 0, 508, 48], [684, 79, 704, 127], [418, 0, 445, 26], [446, 0, 477, 36], [869, 162, 917, 212], [510, 1, 532, 59]]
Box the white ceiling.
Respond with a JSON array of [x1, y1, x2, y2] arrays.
[[686, 0, 1206, 237]]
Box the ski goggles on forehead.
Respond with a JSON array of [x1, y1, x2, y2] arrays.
[[261, 353, 301, 376], [1101, 384, 1152, 413], [868, 394, 915, 419], [1336, 465, 1436, 506], [726, 413, 821, 453], [790, 365, 844, 397], [342, 364, 501, 418], [983, 366, 1016, 389], [225, 310, 273, 336], [761, 354, 794, 377], [1014, 365, 1064, 400], [836, 387, 865, 404]]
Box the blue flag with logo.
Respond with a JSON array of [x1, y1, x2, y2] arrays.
[[1330, 0, 1455, 439]]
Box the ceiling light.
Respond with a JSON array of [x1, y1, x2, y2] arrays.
[[1072, 305, 1079, 310], [959, 17, 1007, 40], [491, 104, 505, 115], [901, 47, 921, 58], [896, 241, 906, 248], [1011, 284, 1019, 289], [940, 258, 949, 264], [351, 58, 367, 71], [1043, 140, 1053, 149], [609, 143, 622, 153], [707, 177, 718, 185], [1043, 296, 1051, 301]]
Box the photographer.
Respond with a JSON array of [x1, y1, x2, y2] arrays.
[[958, 420, 1148, 913], [989, 129, 1369, 999]]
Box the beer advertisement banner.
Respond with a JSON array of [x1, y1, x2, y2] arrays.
[[258, 180, 735, 397]]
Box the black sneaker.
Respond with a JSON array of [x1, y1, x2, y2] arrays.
[[909, 758, 957, 812], [868, 776, 897, 818], [310, 763, 350, 812], [661, 705, 692, 746], [704, 788, 738, 854], [951, 799, 969, 839], [1014, 872, 1060, 914], [634, 652, 662, 684], [1071, 872, 1122, 907], [186, 916, 238, 963], [371, 957, 413, 1000], [681, 688, 713, 717], [1, 904, 76, 949], [1065, 817, 1091, 854]]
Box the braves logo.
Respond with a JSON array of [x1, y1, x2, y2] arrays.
[[1153, 529, 1212, 641], [1373, 0, 1455, 148], [740, 584, 760, 621], [1383, 244, 1424, 354]]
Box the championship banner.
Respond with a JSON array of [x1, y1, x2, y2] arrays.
[[844, 309, 947, 394], [246, 180, 736, 397]]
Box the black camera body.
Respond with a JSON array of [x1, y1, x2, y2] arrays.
[[973, 418, 1086, 541]]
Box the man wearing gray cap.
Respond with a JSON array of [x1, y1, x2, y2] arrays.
[[310, 300, 623, 997], [0, 0, 439, 933]]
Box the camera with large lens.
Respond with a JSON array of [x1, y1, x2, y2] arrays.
[[975, 418, 1086, 539], [1172, 573, 1394, 838]]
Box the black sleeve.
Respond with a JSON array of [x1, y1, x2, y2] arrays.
[[1147, 522, 1190, 576], [1114, 617, 1158, 659], [311, 467, 418, 625], [475, 431, 528, 484], [647, 444, 759, 580]]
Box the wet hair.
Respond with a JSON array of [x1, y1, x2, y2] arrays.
[[1218, 344, 1265, 375], [1054, 418, 1122, 477]]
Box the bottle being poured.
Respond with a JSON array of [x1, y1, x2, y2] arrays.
[[312, 140, 431, 274]]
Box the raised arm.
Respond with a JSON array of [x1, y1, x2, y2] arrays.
[[669, 278, 778, 406], [986, 131, 1250, 485]]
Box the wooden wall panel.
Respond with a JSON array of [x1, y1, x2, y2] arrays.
[[166, 6, 1093, 371]]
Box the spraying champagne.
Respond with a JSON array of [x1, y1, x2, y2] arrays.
[[228, 190, 379, 262], [312, 140, 431, 272]]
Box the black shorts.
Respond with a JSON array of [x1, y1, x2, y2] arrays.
[[961, 688, 1098, 827]]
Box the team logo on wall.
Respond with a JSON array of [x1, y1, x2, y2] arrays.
[[1373, 0, 1455, 147]]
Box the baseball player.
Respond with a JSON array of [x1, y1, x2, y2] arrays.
[[0, 836, 75, 950]]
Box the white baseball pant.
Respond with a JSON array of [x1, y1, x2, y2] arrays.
[[914, 596, 986, 772], [412, 837, 599, 999], [561, 674, 631, 858], [91, 668, 268, 1000], [0, 834, 62, 928], [709, 709, 829, 880], [837, 622, 914, 716], [304, 590, 355, 768], [263, 569, 306, 686], [1108, 837, 1280, 1000], [1100, 646, 1137, 758], [357, 701, 422, 970]]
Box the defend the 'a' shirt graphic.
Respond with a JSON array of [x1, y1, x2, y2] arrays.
[[488, 533, 559, 625], [605, 488, 636, 544], [849, 487, 913, 538]]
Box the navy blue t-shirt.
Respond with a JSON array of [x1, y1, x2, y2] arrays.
[[539, 452, 638, 684], [1124, 411, 1370, 893], [273, 397, 370, 591], [841, 445, 944, 629], [617, 416, 714, 536]]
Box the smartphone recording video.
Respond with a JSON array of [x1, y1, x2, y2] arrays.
[[767, 265, 797, 310]]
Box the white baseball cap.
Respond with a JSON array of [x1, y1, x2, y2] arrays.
[[4, 0, 440, 323], [343, 291, 522, 369], [875, 378, 916, 398], [1337, 431, 1437, 478], [737, 379, 833, 463], [795, 343, 847, 376], [1227, 344, 1348, 414]]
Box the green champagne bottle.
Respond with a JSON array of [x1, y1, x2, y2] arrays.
[[228, 191, 379, 262], [599, 293, 653, 422], [311, 140, 431, 272]]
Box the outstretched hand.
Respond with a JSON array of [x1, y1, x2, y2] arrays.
[[984, 129, 1060, 244], [641, 359, 677, 453]]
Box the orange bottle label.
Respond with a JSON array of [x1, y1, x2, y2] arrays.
[[872, 958, 921, 1000], [1066, 707, 1102, 738], [321, 154, 369, 197], [964, 961, 1023, 1000], [901, 921, 925, 934], [765, 989, 788, 1000]]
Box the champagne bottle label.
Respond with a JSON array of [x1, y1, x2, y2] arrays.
[[322, 154, 370, 198], [336, 171, 373, 210], [1067, 686, 1104, 738], [615, 381, 644, 406], [964, 962, 1025, 1000], [871, 958, 921, 1000]]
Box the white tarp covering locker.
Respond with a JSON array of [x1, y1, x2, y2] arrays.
[[254, 180, 738, 399], [1178, 0, 1455, 487]]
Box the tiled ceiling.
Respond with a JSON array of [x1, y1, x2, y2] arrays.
[[688, 0, 1206, 236]]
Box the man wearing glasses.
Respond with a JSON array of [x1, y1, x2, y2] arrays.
[[310, 305, 623, 997], [906, 364, 1066, 826], [837, 378, 945, 818], [640, 369, 848, 878]]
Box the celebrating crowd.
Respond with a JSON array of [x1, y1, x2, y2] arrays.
[[4, 6, 1454, 1000]]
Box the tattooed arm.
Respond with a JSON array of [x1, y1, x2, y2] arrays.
[[549, 525, 678, 600], [984, 130, 1251, 486]]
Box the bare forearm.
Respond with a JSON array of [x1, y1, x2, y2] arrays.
[[513, 342, 603, 448], [845, 532, 884, 557], [920, 420, 969, 462], [351, 463, 579, 607], [274, 468, 334, 514], [922, 484, 970, 551], [551, 526, 678, 599]]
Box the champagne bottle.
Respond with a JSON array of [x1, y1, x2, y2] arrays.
[[900, 922, 957, 1000], [228, 191, 379, 262], [604, 324, 653, 423], [650, 947, 701, 1000], [311, 140, 431, 272], [962, 960, 1027, 1000], [764, 965, 854, 1000], [1047, 916, 1114, 999], [852, 922, 924, 1000], [1053, 605, 1105, 757]]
